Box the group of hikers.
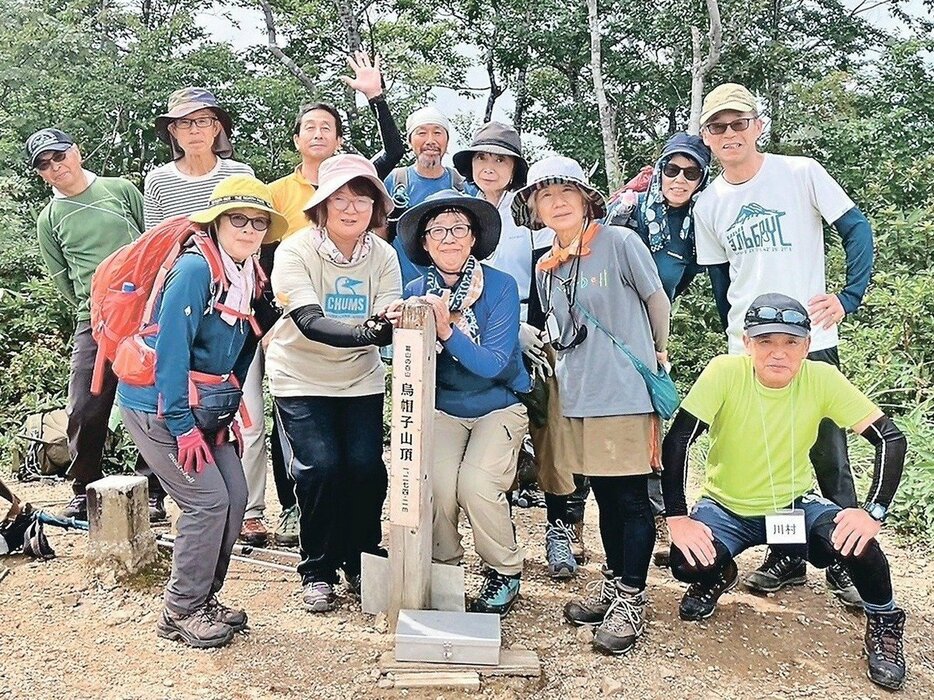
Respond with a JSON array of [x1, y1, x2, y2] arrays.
[[27, 51, 909, 690]]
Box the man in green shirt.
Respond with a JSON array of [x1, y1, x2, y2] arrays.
[[29, 128, 156, 520], [660, 293, 908, 691]]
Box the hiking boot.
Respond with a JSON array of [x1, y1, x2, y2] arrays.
[[156, 606, 235, 649], [864, 608, 906, 690], [545, 520, 578, 579], [204, 594, 248, 632], [469, 570, 521, 617], [346, 573, 362, 596], [652, 515, 670, 568], [569, 521, 587, 563], [564, 568, 616, 626], [149, 495, 166, 522], [826, 561, 863, 609], [512, 486, 545, 509], [302, 580, 336, 613], [239, 517, 268, 547], [679, 559, 739, 621], [273, 506, 300, 547], [743, 549, 806, 593], [62, 494, 87, 520], [593, 583, 646, 655]]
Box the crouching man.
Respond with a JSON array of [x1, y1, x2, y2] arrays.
[[660, 293, 908, 690]]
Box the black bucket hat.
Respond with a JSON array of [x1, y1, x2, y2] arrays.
[[452, 122, 529, 190], [397, 189, 501, 267]]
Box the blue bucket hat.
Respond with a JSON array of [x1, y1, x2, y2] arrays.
[[660, 133, 711, 170]]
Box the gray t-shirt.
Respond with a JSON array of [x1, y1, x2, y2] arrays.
[[536, 224, 663, 417]]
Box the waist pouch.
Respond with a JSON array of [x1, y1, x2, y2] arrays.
[[188, 372, 243, 432]]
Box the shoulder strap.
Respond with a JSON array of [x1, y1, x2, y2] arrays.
[[391, 166, 408, 191], [576, 305, 650, 376], [450, 167, 466, 192]]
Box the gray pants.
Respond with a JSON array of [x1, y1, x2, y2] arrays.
[[121, 408, 247, 615]]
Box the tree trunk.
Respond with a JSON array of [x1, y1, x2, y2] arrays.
[[257, 0, 317, 95], [513, 63, 528, 135], [586, 0, 621, 188], [688, 0, 722, 135]]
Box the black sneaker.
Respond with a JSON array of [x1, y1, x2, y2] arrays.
[[743, 549, 806, 593], [62, 494, 88, 520], [149, 495, 167, 522], [564, 568, 616, 626], [864, 608, 906, 690], [825, 561, 863, 609], [679, 560, 739, 621], [469, 570, 520, 617]]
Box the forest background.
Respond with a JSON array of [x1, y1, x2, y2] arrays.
[[0, 0, 932, 537]]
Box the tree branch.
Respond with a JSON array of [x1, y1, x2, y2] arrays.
[[257, 0, 317, 95]]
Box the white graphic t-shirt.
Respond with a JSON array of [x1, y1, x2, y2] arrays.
[[693, 154, 854, 353]]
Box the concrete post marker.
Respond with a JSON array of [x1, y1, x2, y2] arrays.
[[86, 475, 157, 582]]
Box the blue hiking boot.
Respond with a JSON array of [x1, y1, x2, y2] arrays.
[[545, 520, 578, 578], [469, 570, 520, 617]]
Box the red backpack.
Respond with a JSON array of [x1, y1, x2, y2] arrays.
[[89, 215, 266, 396]]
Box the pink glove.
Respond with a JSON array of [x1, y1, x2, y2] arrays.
[[177, 428, 214, 474], [214, 419, 244, 459]]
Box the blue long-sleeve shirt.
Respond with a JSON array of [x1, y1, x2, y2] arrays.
[[404, 264, 531, 418], [117, 252, 256, 436]]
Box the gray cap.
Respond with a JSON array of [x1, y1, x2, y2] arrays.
[[744, 293, 811, 338]]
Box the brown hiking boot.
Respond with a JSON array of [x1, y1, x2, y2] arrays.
[[569, 521, 588, 563], [205, 594, 248, 632], [239, 517, 268, 547], [156, 606, 235, 648]]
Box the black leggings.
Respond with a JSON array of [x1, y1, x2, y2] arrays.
[[591, 474, 655, 590]]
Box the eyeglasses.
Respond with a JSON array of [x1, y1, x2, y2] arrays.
[[425, 224, 472, 241], [704, 117, 757, 135], [745, 305, 810, 329], [662, 162, 702, 181], [172, 116, 218, 130], [223, 213, 270, 232], [34, 151, 69, 171], [330, 195, 375, 212]]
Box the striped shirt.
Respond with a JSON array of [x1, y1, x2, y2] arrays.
[[143, 158, 254, 229]]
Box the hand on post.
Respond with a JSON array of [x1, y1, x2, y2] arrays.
[[423, 294, 453, 341]]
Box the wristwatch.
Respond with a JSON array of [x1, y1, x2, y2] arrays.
[[863, 502, 888, 522]]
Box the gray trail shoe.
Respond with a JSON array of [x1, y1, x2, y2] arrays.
[[205, 594, 248, 632], [274, 506, 300, 547], [592, 582, 647, 655], [825, 561, 863, 609], [156, 606, 235, 649], [564, 568, 616, 626], [545, 520, 578, 579], [302, 580, 336, 613]]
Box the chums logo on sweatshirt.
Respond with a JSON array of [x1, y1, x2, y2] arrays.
[[725, 203, 791, 254], [324, 276, 369, 317]]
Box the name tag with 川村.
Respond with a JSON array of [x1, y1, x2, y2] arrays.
[[765, 509, 806, 545]]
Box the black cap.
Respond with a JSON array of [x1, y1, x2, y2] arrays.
[[744, 293, 811, 338], [25, 128, 75, 167]]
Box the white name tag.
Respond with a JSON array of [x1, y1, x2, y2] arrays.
[[765, 509, 807, 544]]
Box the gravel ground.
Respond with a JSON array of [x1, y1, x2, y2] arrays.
[[1, 476, 932, 700]]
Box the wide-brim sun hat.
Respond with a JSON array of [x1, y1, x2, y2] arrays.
[[397, 189, 501, 267], [189, 174, 289, 241], [511, 156, 606, 230], [155, 87, 234, 144], [301, 153, 394, 217], [452, 121, 529, 189]]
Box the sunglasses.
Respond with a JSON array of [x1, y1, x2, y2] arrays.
[[745, 305, 810, 329], [34, 150, 69, 171], [223, 213, 270, 232], [662, 162, 702, 181], [704, 117, 757, 135], [550, 307, 588, 351], [546, 255, 588, 351]]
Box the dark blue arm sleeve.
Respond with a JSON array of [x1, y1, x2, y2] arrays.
[[833, 206, 874, 315], [707, 263, 731, 332]]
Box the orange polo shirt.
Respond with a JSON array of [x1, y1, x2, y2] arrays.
[[267, 165, 315, 243]]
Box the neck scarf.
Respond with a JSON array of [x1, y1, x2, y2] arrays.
[[312, 227, 372, 266], [640, 155, 708, 253], [427, 256, 484, 342], [537, 222, 599, 272], [217, 245, 256, 326]]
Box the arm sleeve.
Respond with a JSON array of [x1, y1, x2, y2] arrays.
[[143, 172, 164, 231], [832, 206, 874, 315], [693, 200, 729, 265], [707, 262, 731, 332], [289, 303, 392, 347], [36, 214, 78, 307], [442, 276, 520, 379], [660, 409, 710, 517], [369, 96, 406, 180], [153, 256, 212, 436], [645, 288, 671, 352], [859, 415, 907, 510]]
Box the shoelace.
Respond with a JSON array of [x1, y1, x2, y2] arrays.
[[307, 581, 332, 597], [66, 495, 85, 509], [479, 572, 511, 599], [870, 617, 905, 663], [584, 576, 614, 604], [546, 520, 575, 562], [687, 571, 731, 604], [204, 595, 234, 618], [763, 553, 797, 576], [601, 592, 645, 635], [830, 563, 855, 588]]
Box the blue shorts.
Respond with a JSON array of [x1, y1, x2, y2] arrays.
[[690, 493, 840, 557]]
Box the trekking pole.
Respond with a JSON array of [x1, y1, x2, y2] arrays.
[[36, 511, 89, 531], [155, 535, 296, 573], [158, 534, 301, 561]]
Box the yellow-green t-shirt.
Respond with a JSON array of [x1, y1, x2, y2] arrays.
[[268, 166, 315, 242], [681, 355, 877, 517]]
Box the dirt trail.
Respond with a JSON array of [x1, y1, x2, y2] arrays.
[[1, 478, 932, 700]]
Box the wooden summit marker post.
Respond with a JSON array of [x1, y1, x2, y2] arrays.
[[387, 300, 436, 624]]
